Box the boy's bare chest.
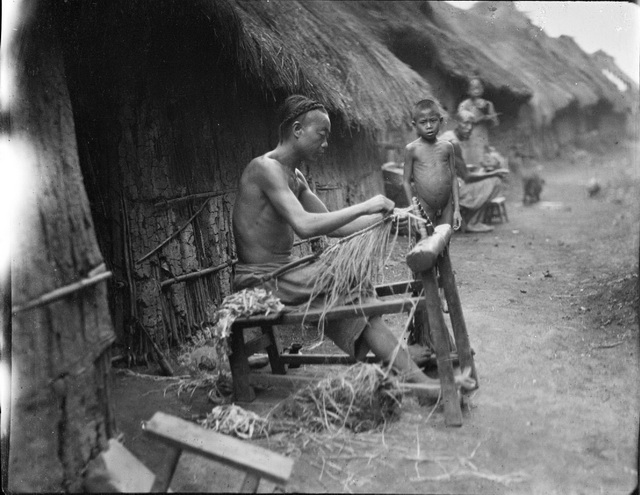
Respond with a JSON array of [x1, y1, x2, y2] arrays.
[[414, 144, 449, 169]]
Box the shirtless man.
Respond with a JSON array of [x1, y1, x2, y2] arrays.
[[232, 95, 475, 399]]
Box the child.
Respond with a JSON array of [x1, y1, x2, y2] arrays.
[[402, 99, 462, 231], [457, 77, 499, 166]]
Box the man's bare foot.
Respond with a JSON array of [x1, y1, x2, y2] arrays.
[[408, 344, 432, 367], [455, 366, 476, 391], [465, 222, 494, 233], [401, 366, 476, 405]]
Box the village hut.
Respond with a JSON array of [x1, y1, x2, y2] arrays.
[[439, 1, 638, 157], [50, 0, 436, 360], [343, 1, 637, 160]]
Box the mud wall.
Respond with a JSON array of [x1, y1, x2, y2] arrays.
[[9, 1, 115, 490]]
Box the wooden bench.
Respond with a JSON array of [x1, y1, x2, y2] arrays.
[[229, 280, 425, 400], [230, 275, 477, 426], [142, 411, 294, 493]]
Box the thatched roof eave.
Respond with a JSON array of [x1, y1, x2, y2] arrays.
[[203, 0, 437, 134]]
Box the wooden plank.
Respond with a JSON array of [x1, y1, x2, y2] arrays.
[[420, 270, 463, 427], [85, 438, 156, 493], [232, 298, 425, 328], [233, 297, 427, 329], [143, 412, 294, 486], [438, 250, 479, 387], [280, 298, 426, 324]]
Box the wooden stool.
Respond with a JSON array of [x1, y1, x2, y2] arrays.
[[142, 412, 294, 493], [229, 281, 425, 402], [484, 196, 509, 224], [230, 274, 477, 426]]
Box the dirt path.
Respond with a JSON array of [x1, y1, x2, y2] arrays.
[[112, 143, 639, 494]]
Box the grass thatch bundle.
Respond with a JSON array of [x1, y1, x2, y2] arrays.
[[273, 363, 403, 433]]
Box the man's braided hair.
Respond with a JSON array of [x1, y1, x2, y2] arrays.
[[277, 95, 326, 142]]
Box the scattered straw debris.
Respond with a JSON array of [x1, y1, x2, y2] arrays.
[[272, 362, 403, 433], [209, 288, 284, 353], [165, 371, 233, 404], [198, 404, 270, 439], [407, 439, 530, 487]]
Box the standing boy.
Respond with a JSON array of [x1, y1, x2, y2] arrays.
[[402, 99, 462, 231]]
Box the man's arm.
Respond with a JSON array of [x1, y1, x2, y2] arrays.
[[449, 141, 507, 183], [465, 168, 509, 182], [261, 161, 392, 239], [447, 143, 462, 230], [485, 100, 499, 127], [296, 169, 386, 237]]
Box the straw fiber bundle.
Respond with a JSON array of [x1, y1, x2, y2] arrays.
[[305, 217, 397, 328], [273, 362, 403, 433]]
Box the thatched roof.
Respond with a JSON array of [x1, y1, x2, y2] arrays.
[[447, 1, 638, 125], [205, 0, 437, 133], [340, 1, 531, 100]]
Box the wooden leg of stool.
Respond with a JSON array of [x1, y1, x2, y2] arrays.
[[151, 446, 182, 492], [438, 249, 479, 388], [230, 327, 256, 402], [420, 269, 463, 427], [262, 326, 286, 374], [502, 204, 509, 222], [409, 272, 431, 348]]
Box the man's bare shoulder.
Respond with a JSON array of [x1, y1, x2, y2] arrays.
[[243, 154, 286, 182]]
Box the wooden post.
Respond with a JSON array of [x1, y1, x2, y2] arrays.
[[420, 269, 463, 427], [240, 474, 260, 493], [438, 249, 479, 387], [229, 328, 256, 402], [261, 326, 286, 374]]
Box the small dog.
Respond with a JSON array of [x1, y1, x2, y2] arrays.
[[522, 168, 545, 205]]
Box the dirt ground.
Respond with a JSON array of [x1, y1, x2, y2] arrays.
[[111, 141, 639, 494]]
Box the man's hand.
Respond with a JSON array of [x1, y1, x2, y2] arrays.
[[453, 209, 462, 231], [363, 194, 395, 215], [392, 208, 409, 230]]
